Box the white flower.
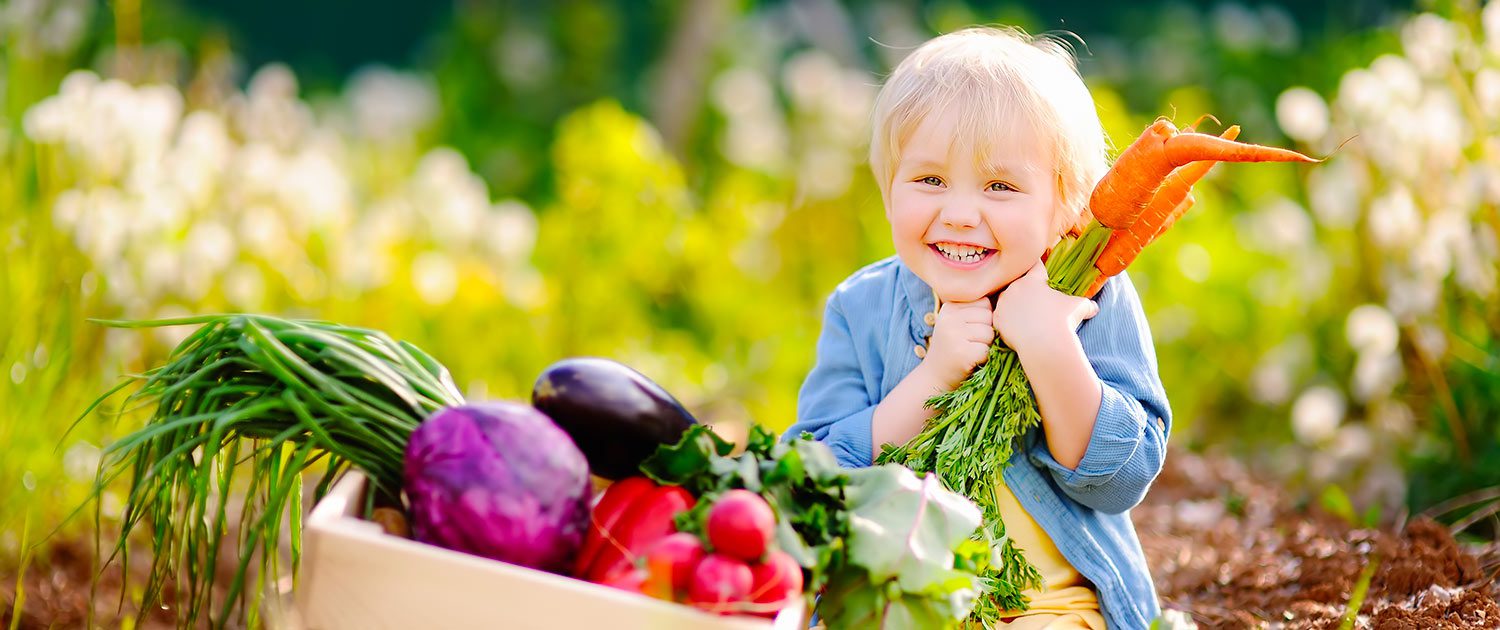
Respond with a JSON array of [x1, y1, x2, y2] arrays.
[[1250, 356, 1293, 405], [1246, 197, 1314, 254], [1402, 13, 1457, 76], [487, 200, 537, 263], [721, 114, 788, 172], [1366, 186, 1421, 250], [714, 67, 775, 120], [1372, 400, 1415, 438], [411, 252, 458, 306], [1334, 69, 1383, 122], [413, 148, 489, 245], [783, 51, 843, 113], [280, 149, 353, 232], [1352, 352, 1403, 402], [1345, 303, 1400, 356], [1475, 69, 1500, 120], [1416, 91, 1466, 170], [1307, 159, 1365, 229], [1384, 271, 1440, 324], [1275, 87, 1329, 143], [346, 66, 438, 142], [1292, 385, 1345, 445], [1331, 424, 1374, 463], [1369, 55, 1423, 108], [185, 221, 236, 273]]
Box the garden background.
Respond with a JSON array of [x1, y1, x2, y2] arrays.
[[2, 0, 1498, 626]]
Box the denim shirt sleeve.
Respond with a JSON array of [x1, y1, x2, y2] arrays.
[[782, 292, 876, 468], [1028, 272, 1172, 514]]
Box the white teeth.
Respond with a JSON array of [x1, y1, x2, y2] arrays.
[[934, 243, 990, 263]]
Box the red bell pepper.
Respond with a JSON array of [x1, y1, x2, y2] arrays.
[[573, 476, 656, 577], [576, 477, 695, 585]]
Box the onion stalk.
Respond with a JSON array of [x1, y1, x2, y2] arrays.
[[76, 314, 464, 628]]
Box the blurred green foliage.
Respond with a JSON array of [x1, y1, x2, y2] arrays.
[[2, 0, 1498, 599]]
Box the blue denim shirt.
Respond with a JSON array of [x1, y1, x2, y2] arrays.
[[784, 256, 1170, 629]]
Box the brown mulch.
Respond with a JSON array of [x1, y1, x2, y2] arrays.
[[1137, 450, 1500, 629], [5, 451, 1498, 629]]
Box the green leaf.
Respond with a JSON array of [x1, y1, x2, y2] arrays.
[[818, 464, 981, 627], [640, 424, 734, 488], [747, 424, 779, 457], [791, 435, 843, 485], [1320, 484, 1357, 524], [843, 466, 981, 592], [763, 445, 804, 486]]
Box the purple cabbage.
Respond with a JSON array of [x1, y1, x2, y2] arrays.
[[403, 402, 592, 573]]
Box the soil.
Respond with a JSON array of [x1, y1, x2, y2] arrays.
[[1137, 450, 1500, 629], [4, 451, 1497, 629]]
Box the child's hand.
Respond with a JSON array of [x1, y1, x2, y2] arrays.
[[922, 298, 995, 389], [994, 260, 1099, 355]]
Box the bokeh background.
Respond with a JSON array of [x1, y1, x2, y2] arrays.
[[2, 0, 1498, 617]]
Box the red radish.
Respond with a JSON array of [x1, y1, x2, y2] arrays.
[[706, 489, 775, 561], [688, 554, 753, 615], [748, 550, 803, 612], [642, 532, 706, 594]]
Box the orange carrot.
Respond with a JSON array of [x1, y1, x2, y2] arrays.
[[1092, 126, 1239, 278], [1093, 194, 1195, 278], [1161, 133, 1318, 167], [1089, 118, 1318, 230]]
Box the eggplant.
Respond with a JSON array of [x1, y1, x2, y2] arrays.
[[531, 357, 697, 480]]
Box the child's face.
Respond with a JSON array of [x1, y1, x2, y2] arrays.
[[887, 110, 1060, 303]]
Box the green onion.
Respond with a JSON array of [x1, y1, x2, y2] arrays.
[[78, 314, 465, 629]]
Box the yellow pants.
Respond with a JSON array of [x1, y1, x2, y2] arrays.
[[990, 474, 1108, 630], [994, 612, 1096, 629]]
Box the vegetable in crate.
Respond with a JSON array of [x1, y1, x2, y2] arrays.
[[642, 425, 987, 627], [74, 314, 465, 629], [532, 357, 697, 480], [575, 477, 696, 583], [403, 402, 592, 573]]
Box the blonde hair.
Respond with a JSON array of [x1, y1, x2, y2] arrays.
[[869, 26, 1109, 234]]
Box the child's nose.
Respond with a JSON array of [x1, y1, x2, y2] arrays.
[[939, 201, 981, 229]]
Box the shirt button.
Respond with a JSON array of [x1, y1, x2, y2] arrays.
[[914, 345, 927, 359], [923, 312, 937, 326]]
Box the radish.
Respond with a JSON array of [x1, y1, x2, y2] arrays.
[[748, 550, 803, 611], [706, 489, 775, 561], [642, 532, 706, 594], [687, 553, 753, 614]]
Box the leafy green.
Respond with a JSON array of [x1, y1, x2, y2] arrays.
[[818, 465, 983, 628], [642, 425, 983, 628]]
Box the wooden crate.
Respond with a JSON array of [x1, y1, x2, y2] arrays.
[[295, 471, 805, 629]]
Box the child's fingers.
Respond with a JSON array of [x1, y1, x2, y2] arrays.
[[964, 322, 995, 344]]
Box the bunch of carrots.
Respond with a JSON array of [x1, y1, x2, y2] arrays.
[[875, 117, 1317, 623]]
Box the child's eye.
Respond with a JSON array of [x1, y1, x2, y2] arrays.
[[987, 181, 1016, 192], [918, 176, 945, 187]]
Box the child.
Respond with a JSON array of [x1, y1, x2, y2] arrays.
[[785, 27, 1171, 629]]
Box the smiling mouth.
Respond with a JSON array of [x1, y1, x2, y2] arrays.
[[929, 242, 995, 265]]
